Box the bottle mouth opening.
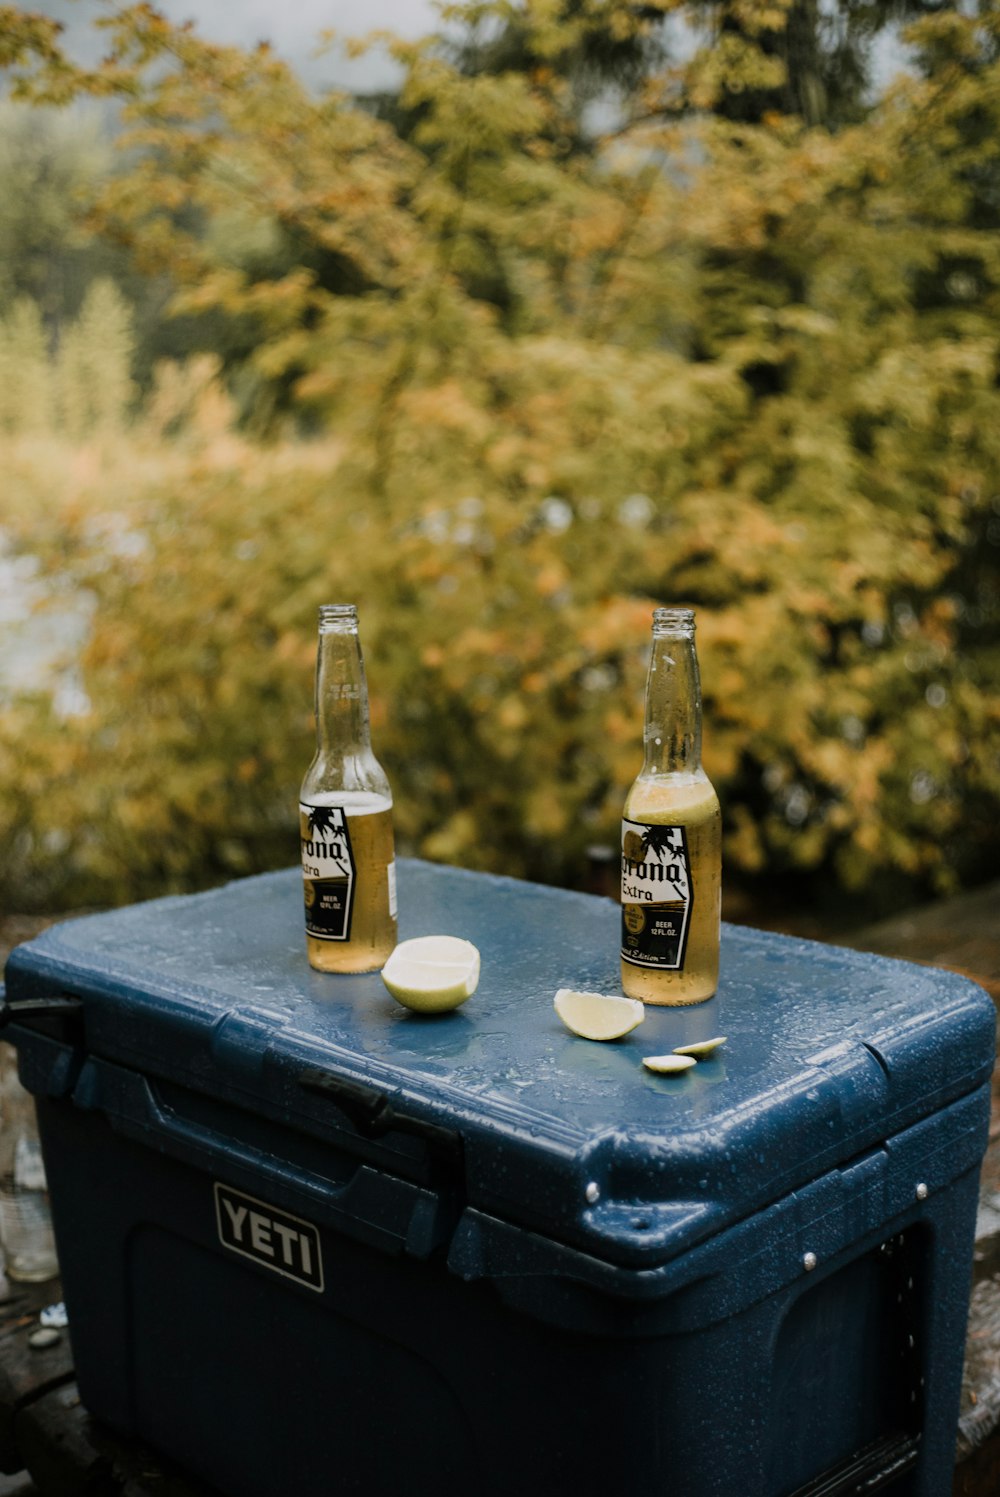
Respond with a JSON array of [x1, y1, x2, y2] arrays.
[[653, 607, 695, 636], [318, 603, 359, 632]]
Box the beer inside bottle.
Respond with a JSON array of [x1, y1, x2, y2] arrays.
[[300, 791, 397, 973], [300, 605, 398, 974], [621, 608, 721, 1005]]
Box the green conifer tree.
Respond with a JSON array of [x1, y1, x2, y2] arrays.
[[56, 279, 136, 436], [0, 298, 52, 435]]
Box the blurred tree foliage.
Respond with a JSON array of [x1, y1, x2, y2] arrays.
[[0, 99, 113, 319], [0, 0, 998, 917]]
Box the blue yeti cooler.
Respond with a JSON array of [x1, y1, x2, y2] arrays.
[[2, 860, 995, 1497]]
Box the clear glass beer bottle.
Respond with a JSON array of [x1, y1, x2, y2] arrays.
[[0, 1051, 58, 1282], [300, 605, 398, 973], [620, 607, 721, 1005]]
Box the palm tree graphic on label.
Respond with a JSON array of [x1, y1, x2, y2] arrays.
[[306, 806, 351, 877], [637, 825, 688, 897], [640, 825, 684, 862]]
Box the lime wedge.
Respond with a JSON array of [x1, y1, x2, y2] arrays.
[[642, 1054, 697, 1074], [673, 1037, 726, 1058], [553, 989, 644, 1041], [381, 935, 480, 1012]]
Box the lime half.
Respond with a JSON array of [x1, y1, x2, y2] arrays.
[[554, 989, 644, 1041], [381, 935, 480, 1012]]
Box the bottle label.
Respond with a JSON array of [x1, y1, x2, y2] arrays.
[[620, 819, 692, 970], [300, 802, 355, 941]]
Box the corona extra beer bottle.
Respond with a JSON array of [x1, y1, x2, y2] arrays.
[[300, 605, 398, 973], [620, 607, 721, 1004]]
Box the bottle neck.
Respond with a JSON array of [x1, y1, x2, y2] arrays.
[[641, 616, 703, 777], [313, 615, 372, 760]]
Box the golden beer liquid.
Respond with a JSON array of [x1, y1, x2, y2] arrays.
[[301, 793, 397, 973], [621, 777, 721, 1005]]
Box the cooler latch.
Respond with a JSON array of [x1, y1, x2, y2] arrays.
[[297, 1067, 464, 1182]]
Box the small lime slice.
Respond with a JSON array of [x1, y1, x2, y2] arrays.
[[381, 935, 480, 1013], [642, 1054, 697, 1074], [554, 989, 644, 1041], [673, 1037, 726, 1058]]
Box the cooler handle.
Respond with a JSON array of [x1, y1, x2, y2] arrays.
[[1, 990, 86, 1099], [0, 990, 84, 1044], [72, 1057, 455, 1260]]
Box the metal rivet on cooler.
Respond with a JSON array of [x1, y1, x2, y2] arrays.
[[585, 1182, 600, 1205], [915, 1183, 928, 1201], [803, 1252, 817, 1272]]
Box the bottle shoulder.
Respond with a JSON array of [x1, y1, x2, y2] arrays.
[[301, 753, 392, 804]]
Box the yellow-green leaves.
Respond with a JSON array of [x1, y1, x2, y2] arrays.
[[0, 0, 998, 914]]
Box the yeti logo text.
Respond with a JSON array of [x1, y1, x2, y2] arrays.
[[215, 1183, 324, 1292]]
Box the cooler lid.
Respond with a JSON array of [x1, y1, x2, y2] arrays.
[[4, 860, 995, 1268]]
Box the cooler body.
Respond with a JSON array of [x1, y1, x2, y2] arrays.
[[4, 861, 995, 1497]]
